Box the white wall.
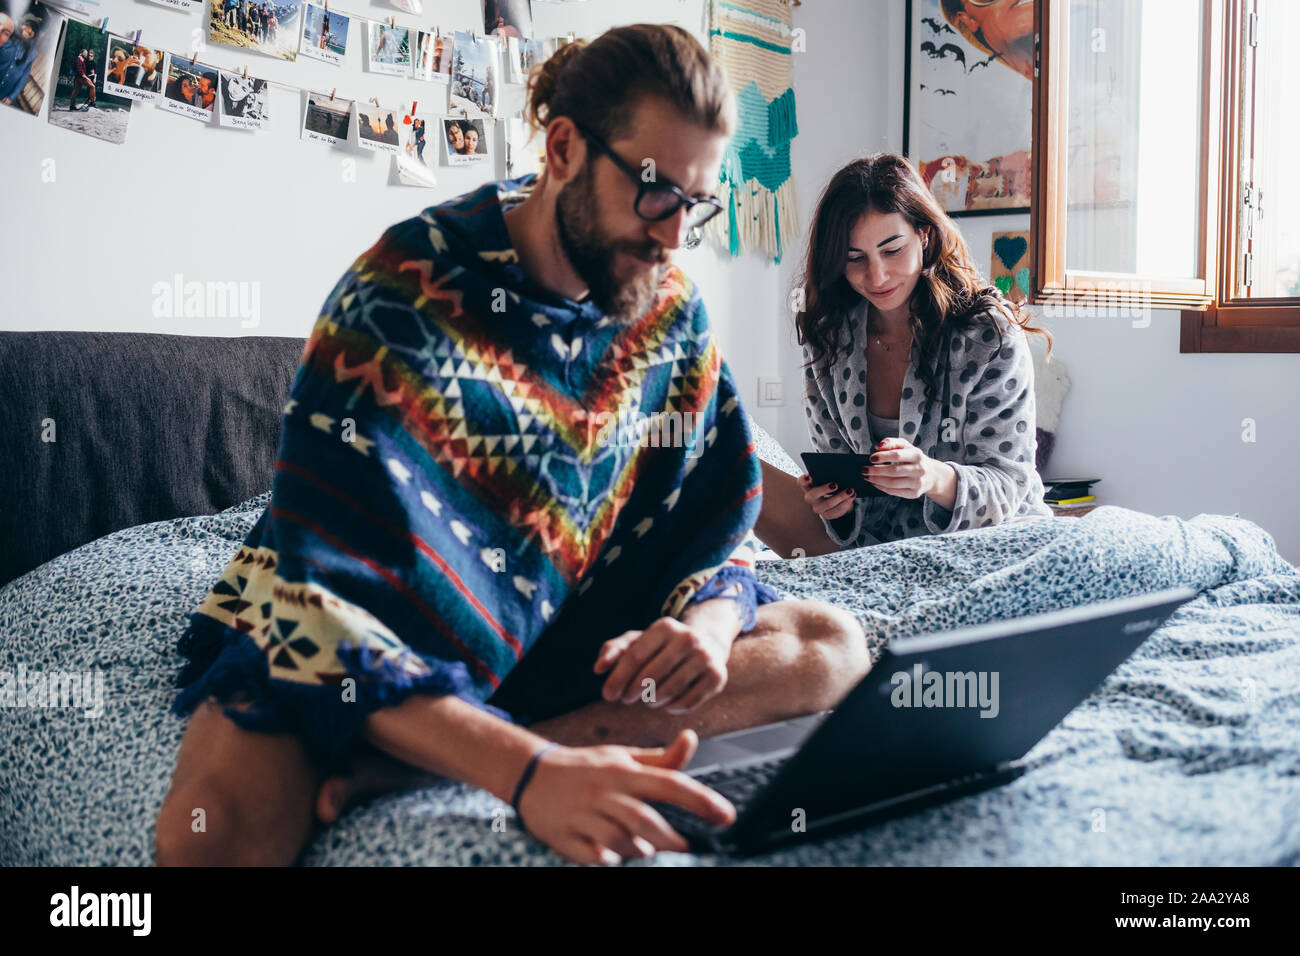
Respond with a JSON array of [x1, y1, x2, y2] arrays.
[[5, 0, 1298, 563]]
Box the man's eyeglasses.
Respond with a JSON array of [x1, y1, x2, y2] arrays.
[[573, 121, 725, 231]]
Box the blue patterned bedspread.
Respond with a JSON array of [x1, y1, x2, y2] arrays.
[[1, 492, 1297, 865]]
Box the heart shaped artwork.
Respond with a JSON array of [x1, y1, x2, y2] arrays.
[[989, 231, 1031, 303], [993, 235, 1028, 271]]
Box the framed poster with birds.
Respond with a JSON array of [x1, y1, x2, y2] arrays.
[[903, 0, 1032, 217]]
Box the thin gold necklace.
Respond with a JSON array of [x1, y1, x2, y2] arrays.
[[866, 321, 911, 354]]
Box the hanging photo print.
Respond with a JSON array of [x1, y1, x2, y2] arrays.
[[301, 90, 352, 145], [299, 3, 348, 66], [414, 28, 450, 83], [504, 35, 526, 83], [160, 52, 217, 121], [218, 68, 269, 128], [395, 103, 438, 187], [46, 17, 133, 144], [519, 36, 553, 75], [504, 115, 541, 178], [366, 19, 411, 76], [358, 100, 403, 152], [208, 0, 301, 62], [449, 30, 497, 117], [904, 0, 1032, 215], [102, 34, 164, 103], [482, 0, 531, 39], [442, 115, 489, 166], [0, 0, 64, 115]]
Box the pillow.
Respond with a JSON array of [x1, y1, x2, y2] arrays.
[[0, 331, 305, 588]]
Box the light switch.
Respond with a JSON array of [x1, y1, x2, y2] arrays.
[[757, 377, 785, 407]]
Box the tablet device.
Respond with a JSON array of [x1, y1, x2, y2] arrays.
[[800, 452, 887, 498]]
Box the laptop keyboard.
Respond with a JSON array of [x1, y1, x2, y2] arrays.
[[653, 755, 789, 840]]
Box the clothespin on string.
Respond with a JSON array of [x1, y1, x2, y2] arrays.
[[133, 29, 142, 43], [242, 64, 249, 79], [330, 88, 336, 100], [99, 17, 108, 34]]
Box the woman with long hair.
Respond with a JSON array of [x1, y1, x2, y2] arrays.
[[756, 153, 1052, 557]]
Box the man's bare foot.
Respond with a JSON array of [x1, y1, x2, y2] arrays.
[[315, 749, 439, 824]]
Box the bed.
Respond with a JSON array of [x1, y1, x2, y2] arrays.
[[2, 331, 1297, 866]]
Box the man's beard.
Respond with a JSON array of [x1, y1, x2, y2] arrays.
[[555, 158, 669, 321]]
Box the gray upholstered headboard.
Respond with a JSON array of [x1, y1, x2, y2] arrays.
[[0, 331, 307, 588]]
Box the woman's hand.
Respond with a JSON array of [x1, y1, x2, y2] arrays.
[[516, 731, 737, 864], [797, 472, 856, 519], [862, 437, 957, 509]]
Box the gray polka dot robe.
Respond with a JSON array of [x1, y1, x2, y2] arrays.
[[802, 301, 1052, 549]]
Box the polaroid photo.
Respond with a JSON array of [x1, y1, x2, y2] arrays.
[[358, 101, 403, 153], [301, 91, 353, 145], [504, 36, 527, 84], [159, 52, 217, 121], [442, 116, 490, 166], [483, 0, 531, 40], [299, 3, 348, 66], [208, 0, 299, 61], [208, 0, 301, 62], [504, 116, 541, 178], [366, 19, 411, 76], [414, 29, 451, 83], [519, 36, 554, 77], [1, 2, 66, 117], [102, 34, 164, 104], [449, 30, 498, 117], [46, 18, 132, 144], [393, 107, 439, 186], [218, 69, 269, 129]]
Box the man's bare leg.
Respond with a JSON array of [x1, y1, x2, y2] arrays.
[[156, 697, 442, 864], [529, 599, 869, 748], [155, 699, 323, 866]]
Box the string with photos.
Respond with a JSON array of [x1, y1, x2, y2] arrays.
[[67, 5, 581, 125]]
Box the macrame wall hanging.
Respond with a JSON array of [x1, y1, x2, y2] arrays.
[[704, 0, 800, 265]]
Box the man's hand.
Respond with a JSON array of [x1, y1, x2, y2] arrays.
[[517, 730, 735, 864], [594, 613, 737, 715]]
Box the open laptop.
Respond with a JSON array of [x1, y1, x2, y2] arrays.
[[654, 586, 1195, 855]]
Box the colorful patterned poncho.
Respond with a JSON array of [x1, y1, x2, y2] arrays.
[[173, 173, 781, 769]]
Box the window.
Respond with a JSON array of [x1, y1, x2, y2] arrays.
[[1031, 0, 1300, 351]]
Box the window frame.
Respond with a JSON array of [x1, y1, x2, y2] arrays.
[[1029, 0, 1300, 352]]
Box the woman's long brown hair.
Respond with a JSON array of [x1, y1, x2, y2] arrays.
[[795, 153, 1049, 406]]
